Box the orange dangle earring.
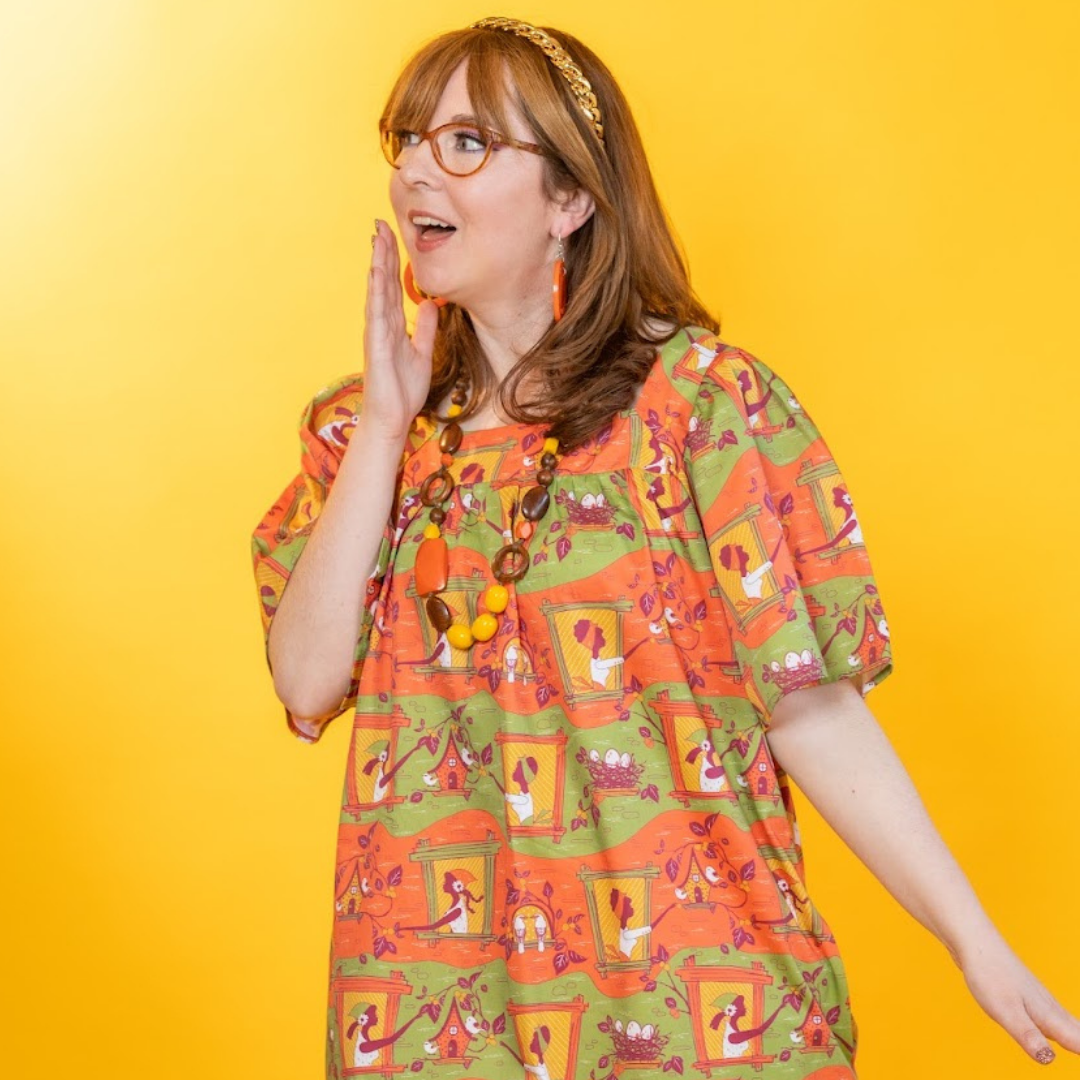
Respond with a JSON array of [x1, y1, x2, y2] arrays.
[[404, 262, 449, 307], [552, 233, 567, 322]]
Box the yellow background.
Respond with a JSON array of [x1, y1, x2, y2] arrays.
[[2, 1, 1077, 1076]]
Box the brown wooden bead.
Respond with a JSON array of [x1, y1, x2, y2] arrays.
[[541, 452, 557, 469], [536, 469, 554, 487], [492, 541, 530, 583], [425, 595, 453, 632], [415, 537, 448, 595], [439, 423, 463, 454], [521, 486, 551, 521], [451, 390, 468, 405], [420, 468, 454, 506], [429, 506, 446, 525]]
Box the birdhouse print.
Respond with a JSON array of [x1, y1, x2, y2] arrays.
[[675, 850, 713, 907], [540, 599, 634, 702], [345, 707, 410, 818], [796, 998, 836, 1054], [494, 731, 567, 840], [252, 328, 893, 1077], [508, 995, 589, 1080], [427, 728, 472, 797], [332, 971, 412, 1075], [849, 596, 889, 676], [424, 997, 480, 1065], [742, 737, 780, 803]]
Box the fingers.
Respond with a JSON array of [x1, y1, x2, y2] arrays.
[[1026, 990, 1080, 1058]]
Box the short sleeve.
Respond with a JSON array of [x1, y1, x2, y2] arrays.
[[683, 346, 894, 728], [250, 372, 393, 742]]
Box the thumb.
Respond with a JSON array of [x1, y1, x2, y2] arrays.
[[412, 299, 440, 364]]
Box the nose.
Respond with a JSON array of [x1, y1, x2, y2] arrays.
[[397, 135, 443, 187]]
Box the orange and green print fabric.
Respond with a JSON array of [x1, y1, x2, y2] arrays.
[[251, 326, 894, 1079]]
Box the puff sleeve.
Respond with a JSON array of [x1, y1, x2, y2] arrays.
[[684, 346, 894, 727], [251, 373, 393, 741]]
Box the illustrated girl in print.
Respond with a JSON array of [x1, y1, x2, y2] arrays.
[[361, 737, 433, 802], [708, 994, 787, 1059], [720, 541, 773, 601], [523, 1026, 553, 1080], [361, 740, 391, 801], [397, 869, 482, 935], [608, 887, 677, 959], [796, 484, 863, 560], [735, 366, 779, 430], [316, 405, 360, 449], [644, 474, 693, 531], [573, 619, 647, 689], [347, 1002, 429, 1068], [491, 754, 538, 825]]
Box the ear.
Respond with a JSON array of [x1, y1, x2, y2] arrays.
[[551, 185, 596, 240]]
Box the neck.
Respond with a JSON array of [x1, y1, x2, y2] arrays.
[[463, 291, 553, 383]]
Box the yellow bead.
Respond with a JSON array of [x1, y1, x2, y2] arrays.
[[543, 436, 559, 455], [484, 584, 509, 614], [448, 404, 462, 417], [446, 624, 474, 650], [423, 523, 442, 540], [471, 613, 499, 642]]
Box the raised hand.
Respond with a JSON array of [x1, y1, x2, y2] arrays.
[[361, 218, 440, 445]]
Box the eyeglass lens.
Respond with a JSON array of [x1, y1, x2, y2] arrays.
[[383, 125, 494, 176]]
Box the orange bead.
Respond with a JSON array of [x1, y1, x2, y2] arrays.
[[441, 452, 454, 466], [515, 520, 535, 541], [414, 538, 448, 595]]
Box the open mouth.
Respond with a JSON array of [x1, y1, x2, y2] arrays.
[[412, 214, 457, 239]]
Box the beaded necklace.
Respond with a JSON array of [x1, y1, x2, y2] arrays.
[[414, 373, 559, 651]]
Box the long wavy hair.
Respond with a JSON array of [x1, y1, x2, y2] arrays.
[[380, 25, 720, 451]]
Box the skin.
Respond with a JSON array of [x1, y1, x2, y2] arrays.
[[767, 680, 1080, 1064], [269, 55, 1080, 1067]]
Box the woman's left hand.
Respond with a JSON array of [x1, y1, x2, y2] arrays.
[[960, 935, 1080, 1064]]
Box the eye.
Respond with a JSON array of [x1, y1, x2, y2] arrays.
[[396, 129, 421, 147], [451, 127, 491, 153]]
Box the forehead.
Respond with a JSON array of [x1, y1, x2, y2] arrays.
[[389, 50, 530, 138]]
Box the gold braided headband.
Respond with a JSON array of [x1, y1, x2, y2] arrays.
[[470, 16, 605, 147]]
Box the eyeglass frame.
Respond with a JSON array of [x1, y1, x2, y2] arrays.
[[379, 119, 549, 177]]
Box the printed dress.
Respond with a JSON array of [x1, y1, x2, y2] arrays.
[[251, 326, 895, 1080]]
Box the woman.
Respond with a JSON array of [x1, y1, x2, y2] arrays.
[[251, 18, 1079, 1077]]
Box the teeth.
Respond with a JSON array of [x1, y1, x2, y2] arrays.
[[413, 215, 453, 228]]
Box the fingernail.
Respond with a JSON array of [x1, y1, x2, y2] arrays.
[[374, 218, 381, 233], [1036, 1047, 1055, 1065], [371, 233, 377, 249]]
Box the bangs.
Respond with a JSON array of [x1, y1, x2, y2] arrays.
[[380, 29, 556, 145]]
